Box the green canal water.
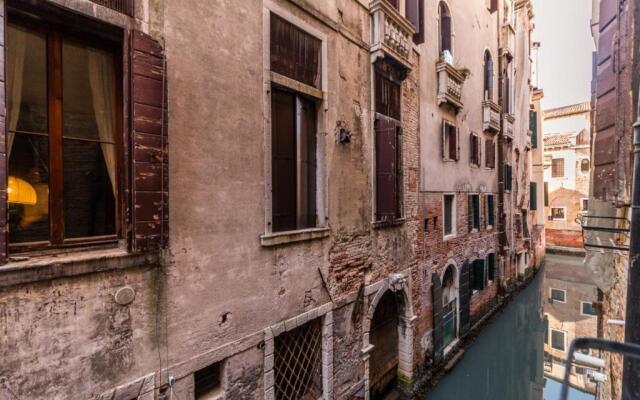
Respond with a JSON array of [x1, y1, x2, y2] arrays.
[[426, 265, 596, 400]]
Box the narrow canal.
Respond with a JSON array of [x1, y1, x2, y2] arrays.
[[426, 254, 597, 400]]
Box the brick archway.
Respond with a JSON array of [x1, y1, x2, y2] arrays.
[[361, 272, 416, 400]]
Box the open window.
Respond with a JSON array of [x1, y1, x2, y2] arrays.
[[443, 194, 456, 238], [374, 61, 403, 224], [438, 2, 452, 60], [468, 194, 480, 231], [485, 138, 495, 169], [269, 14, 322, 233], [469, 133, 481, 167], [483, 51, 494, 100], [442, 121, 459, 162]]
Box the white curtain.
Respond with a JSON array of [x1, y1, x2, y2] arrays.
[[7, 25, 27, 158], [87, 48, 117, 195]]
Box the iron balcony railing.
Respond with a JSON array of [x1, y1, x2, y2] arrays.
[[89, 0, 134, 16]]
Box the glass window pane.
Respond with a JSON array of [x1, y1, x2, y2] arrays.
[[63, 139, 116, 238], [62, 39, 117, 240], [7, 24, 48, 136], [62, 40, 116, 143], [8, 133, 50, 243]]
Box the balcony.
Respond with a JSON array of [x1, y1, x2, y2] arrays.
[[503, 113, 515, 140], [370, 0, 416, 70], [483, 101, 502, 133], [436, 61, 467, 111]]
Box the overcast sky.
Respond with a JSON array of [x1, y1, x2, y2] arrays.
[[532, 0, 595, 110]]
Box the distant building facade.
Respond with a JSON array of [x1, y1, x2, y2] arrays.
[[543, 102, 591, 249]]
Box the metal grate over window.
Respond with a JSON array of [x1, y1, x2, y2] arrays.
[[89, 0, 134, 16], [274, 318, 323, 400]]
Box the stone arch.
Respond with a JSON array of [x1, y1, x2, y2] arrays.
[[361, 273, 415, 400]]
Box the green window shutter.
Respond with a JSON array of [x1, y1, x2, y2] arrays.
[[488, 253, 496, 281], [473, 260, 485, 290], [530, 110, 538, 148], [530, 182, 537, 210]]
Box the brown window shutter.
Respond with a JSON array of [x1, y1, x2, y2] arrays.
[[449, 125, 457, 161], [441, 121, 447, 159], [0, 8, 6, 264], [375, 115, 398, 222], [407, 0, 424, 45], [454, 127, 460, 161], [131, 31, 168, 252]]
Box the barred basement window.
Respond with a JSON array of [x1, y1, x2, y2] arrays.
[[274, 318, 323, 400], [89, 0, 134, 16], [194, 362, 222, 399]]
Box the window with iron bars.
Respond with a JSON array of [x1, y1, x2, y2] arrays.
[[89, 0, 134, 16], [274, 318, 323, 400]]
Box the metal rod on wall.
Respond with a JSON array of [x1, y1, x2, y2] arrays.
[[621, 91, 640, 399]]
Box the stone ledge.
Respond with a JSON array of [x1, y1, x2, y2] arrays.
[[0, 248, 159, 287], [260, 227, 330, 247]]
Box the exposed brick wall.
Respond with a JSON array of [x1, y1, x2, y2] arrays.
[[417, 191, 501, 333], [546, 228, 583, 248]]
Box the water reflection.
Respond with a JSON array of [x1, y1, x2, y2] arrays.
[[426, 254, 599, 400]]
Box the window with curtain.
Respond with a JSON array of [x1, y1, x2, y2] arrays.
[[7, 23, 118, 248]]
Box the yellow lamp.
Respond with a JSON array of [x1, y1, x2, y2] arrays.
[[8, 176, 37, 205]]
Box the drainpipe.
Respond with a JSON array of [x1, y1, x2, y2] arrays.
[[496, 0, 507, 294], [621, 92, 640, 400]]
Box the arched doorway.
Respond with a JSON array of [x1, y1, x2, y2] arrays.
[[369, 291, 400, 399]]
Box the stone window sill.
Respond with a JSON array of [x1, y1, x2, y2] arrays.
[[0, 248, 158, 288], [372, 218, 405, 229], [260, 227, 330, 247]]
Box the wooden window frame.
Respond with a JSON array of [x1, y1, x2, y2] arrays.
[[262, 7, 328, 240], [7, 16, 123, 254], [442, 120, 459, 162]]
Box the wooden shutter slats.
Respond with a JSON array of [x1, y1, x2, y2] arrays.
[[131, 30, 168, 252], [376, 115, 399, 222], [459, 261, 471, 336]]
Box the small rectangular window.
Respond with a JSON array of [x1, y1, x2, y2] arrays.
[[472, 259, 486, 291], [194, 363, 222, 400], [469, 194, 480, 231], [550, 288, 566, 303], [552, 158, 565, 178], [530, 182, 538, 211], [581, 301, 597, 316], [582, 198, 589, 212], [470, 134, 481, 167], [485, 139, 495, 169], [443, 194, 455, 237], [442, 121, 459, 161], [550, 208, 566, 221], [487, 253, 496, 282], [486, 194, 495, 227], [504, 164, 513, 191], [551, 330, 566, 352]]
